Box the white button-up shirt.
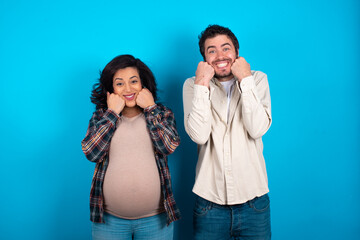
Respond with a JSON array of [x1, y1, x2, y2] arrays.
[[183, 71, 272, 205]]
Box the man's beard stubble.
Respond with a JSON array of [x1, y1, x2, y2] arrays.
[[215, 72, 233, 80]]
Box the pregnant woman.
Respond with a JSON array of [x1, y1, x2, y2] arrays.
[[81, 54, 180, 240]]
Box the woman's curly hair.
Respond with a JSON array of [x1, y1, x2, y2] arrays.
[[91, 54, 157, 110]]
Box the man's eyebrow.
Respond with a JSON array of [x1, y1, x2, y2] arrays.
[[206, 43, 232, 51], [206, 45, 216, 51], [221, 43, 232, 48]]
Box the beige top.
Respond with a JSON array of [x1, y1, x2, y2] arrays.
[[103, 113, 164, 219], [183, 71, 272, 205]]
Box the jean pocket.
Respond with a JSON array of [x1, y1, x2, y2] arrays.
[[193, 196, 212, 217], [249, 194, 270, 212]]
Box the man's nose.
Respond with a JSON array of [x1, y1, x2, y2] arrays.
[[216, 50, 225, 59]]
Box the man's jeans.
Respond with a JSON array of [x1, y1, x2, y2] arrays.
[[193, 194, 271, 240]]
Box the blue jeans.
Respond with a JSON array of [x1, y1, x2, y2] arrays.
[[92, 212, 173, 240], [193, 194, 271, 240]]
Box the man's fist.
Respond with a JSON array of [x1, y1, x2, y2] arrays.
[[231, 57, 252, 82], [195, 61, 215, 88]]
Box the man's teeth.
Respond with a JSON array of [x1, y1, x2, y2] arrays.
[[217, 63, 227, 67]]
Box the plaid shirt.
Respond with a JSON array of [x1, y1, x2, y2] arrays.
[[81, 104, 181, 224]]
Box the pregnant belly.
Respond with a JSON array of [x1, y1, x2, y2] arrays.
[[103, 169, 163, 219]]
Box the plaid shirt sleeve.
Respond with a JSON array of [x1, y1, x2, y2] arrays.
[[143, 104, 180, 155], [81, 108, 120, 162]]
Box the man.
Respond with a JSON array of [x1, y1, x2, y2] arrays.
[[183, 25, 272, 239]]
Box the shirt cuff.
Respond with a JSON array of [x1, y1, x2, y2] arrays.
[[194, 84, 210, 99], [143, 104, 161, 126], [240, 76, 256, 92], [144, 104, 157, 112], [104, 108, 121, 124]]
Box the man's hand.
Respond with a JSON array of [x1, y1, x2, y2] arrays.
[[195, 61, 214, 88], [136, 88, 155, 109], [107, 92, 125, 115], [231, 57, 252, 82]]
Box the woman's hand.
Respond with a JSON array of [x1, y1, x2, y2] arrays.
[[107, 92, 125, 114], [136, 88, 155, 109]]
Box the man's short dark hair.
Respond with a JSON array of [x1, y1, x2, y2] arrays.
[[198, 25, 239, 60]]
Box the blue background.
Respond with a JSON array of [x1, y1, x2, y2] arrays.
[[1, 0, 359, 239]]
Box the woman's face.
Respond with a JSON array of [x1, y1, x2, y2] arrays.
[[112, 67, 142, 108]]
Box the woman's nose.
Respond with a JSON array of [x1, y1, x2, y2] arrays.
[[125, 83, 131, 91]]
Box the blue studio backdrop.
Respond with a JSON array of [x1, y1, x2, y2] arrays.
[[1, 0, 359, 239]]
